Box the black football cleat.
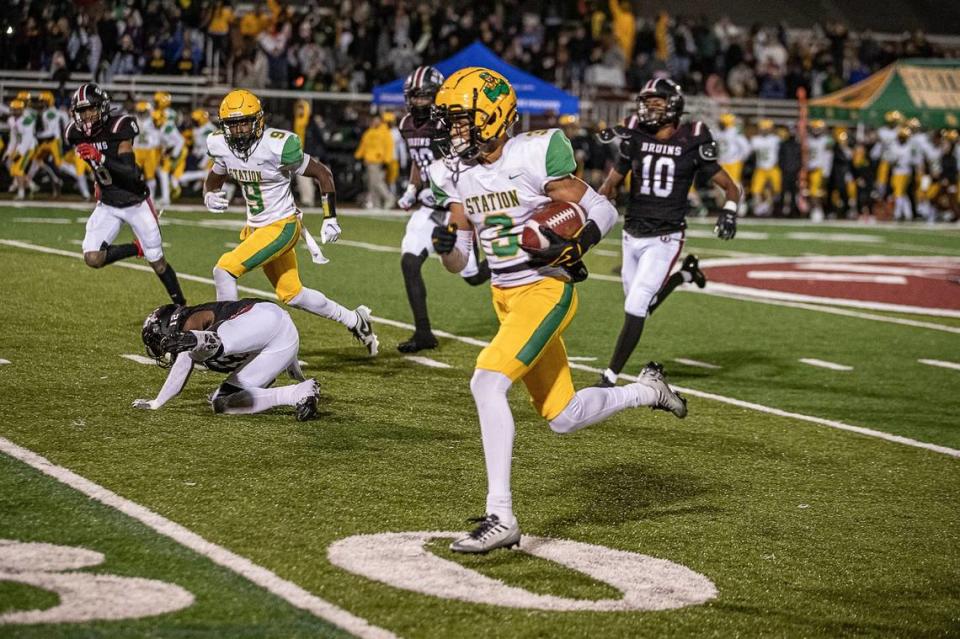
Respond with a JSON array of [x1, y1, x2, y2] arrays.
[[397, 332, 439, 353], [295, 379, 321, 422], [681, 254, 707, 289]]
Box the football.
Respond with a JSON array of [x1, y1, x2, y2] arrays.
[[520, 200, 587, 251]]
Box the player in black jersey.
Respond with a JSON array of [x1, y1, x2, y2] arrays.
[[66, 83, 185, 305], [135, 298, 320, 420], [596, 79, 742, 387], [395, 65, 491, 353]]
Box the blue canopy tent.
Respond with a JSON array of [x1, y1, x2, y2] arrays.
[[372, 42, 579, 116]]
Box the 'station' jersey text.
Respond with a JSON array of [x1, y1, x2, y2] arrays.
[[429, 128, 577, 288], [208, 128, 308, 227]]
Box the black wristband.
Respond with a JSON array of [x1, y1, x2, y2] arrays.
[[577, 220, 602, 252], [321, 192, 338, 219]]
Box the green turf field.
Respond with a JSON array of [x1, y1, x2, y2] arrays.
[[1, 204, 958, 638]]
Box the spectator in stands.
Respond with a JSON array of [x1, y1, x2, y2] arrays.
[[108, 34, 143, 79], [145, 46, 168, 74], [206, 0, 234, 70], [608, 0, 636, 65]]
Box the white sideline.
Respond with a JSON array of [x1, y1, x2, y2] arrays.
[[2, 238, 957, 459], [0, 436, 397, 639], [919, 359, 960, 371]]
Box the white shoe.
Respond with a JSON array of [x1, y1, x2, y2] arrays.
[[450, 514, 521, 554], [349, 306, 379, 356], [635, 361, 687, 418]]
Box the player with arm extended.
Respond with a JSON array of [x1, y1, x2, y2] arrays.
[[396, 65, 491, 353], [204, 89, 379, 355], [135, 298, 320, 420], [66, 83, 186, 305], [429, 68, 688, 554], [596, 79, 741, 388]]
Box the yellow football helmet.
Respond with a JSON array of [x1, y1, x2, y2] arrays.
[[897, 125, 911, 139], [834, 127, 848, 144], [135, 101, 153, 116], [943, 129, 959, 143], [38, 91, 54, 107], [906, 117, 921, 132], [757, 118, 774, 132], [809, 119, 826, 134], [218, 89, 265, 160], [191, 108, 210, 126], [10, 99, 24, 114], [154, 91, 172, 110], [884, 110, 903, 125], [718, 113, 736, 129], [16, 90, 31, 102], [434, 67, 518, 161], [151, 108, 166, 128]]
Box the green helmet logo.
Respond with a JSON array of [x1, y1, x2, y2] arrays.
[[479, 71, 510, 103]]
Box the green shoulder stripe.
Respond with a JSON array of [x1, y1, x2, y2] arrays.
[[280, 134, 303, 166], [545, 130, 577, 177], [430, 179, 450, 206]]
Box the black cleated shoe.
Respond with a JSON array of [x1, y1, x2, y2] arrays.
[[681, 254, 707, 289], [349, 306, 379, 356], [397, 332, 439, 353], [295, 379, 321, 422]]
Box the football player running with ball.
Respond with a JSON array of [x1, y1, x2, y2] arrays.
[[429, 68, 688, 554], [396, 65, 490, 353], [203, 90, 379, 355], [596, 79, 742, 388], [66, 83, 187, 306], [135, 298, 320, 420]]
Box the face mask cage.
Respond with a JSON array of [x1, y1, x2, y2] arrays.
[[222, 112, 264, 160]]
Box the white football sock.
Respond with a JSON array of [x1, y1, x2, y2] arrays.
[[549, 383, 658, 435], [289, 288, 358, 329], [218, 380, 313, 414], [157, 170, 170, 203], [213, 266, 239, 301], [601, 368, 618, 385], [470, 369, 516, 525]]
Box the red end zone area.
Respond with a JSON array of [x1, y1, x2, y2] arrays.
[[703, 256, 960, 316]]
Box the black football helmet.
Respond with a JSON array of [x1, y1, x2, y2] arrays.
[[70, 83, 111, 136], [403, 65, 444, 124], [142, 304, 186, 367], [635, 78, 684, 132]]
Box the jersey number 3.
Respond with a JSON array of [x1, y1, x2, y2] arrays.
[[638, 156, 675, 197]]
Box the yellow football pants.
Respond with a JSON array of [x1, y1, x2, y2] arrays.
[[809, 169, 825, 198], [891, 173, 910, 198], [751, 167, 782, 196], [9, 149, 34, 177], [216, 215, 304, 303], [876, 160, 890, 187], [35, 139, 63, 167], [135, 148, 160, 180], [477, 277, 579, 420], [720, 161, 743, 184], [162, 150, 187, 179]]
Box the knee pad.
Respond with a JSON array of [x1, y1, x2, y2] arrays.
[[470, 368, 512, 401]]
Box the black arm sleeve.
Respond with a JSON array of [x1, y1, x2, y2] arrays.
[[577, 219, 603, 253], [614, 138, 633, 175], [103, 152, 147, 192]]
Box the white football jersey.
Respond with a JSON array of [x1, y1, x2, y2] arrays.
[[885, 139, 915, 175], [37, 107, 63, 141], [208, 127, 309, 227], [134, 116, 159, 150], [429, 128, 576, 288], [807, 134, 834, 173], [750, 133, 780, 170], [157, 120, 185, 157], [12, 109, 37, 155], [871, 125, 897, 161], [715, 127, 750, 165], [191, 122, 217, 159], [909, 133, 941, 172]]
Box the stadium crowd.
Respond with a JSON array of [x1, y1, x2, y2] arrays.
[[3, 0, 958, 97]]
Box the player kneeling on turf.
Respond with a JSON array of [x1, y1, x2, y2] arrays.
[[135, 298, 320, 421]]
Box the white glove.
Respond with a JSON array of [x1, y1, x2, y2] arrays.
[[204, 189, 229, 213], [320, 217, 341, 244], [398, 184, 418, 210], [418, 187, 436, 208], [132, 399, 159, 410]]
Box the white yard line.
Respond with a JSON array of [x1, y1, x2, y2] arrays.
[[121, 354, 156, 366], [0, 436, 398, 639], [2, 238, 957, 459], [673, 358, 721, 370], [13, 216, 73, 224], [0, 359, 10, 365], [403, 356, 452, 369], [918, 359, 960, 371], [799, 358, 854, 371]]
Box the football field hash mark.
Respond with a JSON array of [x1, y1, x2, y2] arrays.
[[403, 356, 452, 369], [0, 359, 10, 365], [122, 354, 157, 366], [799, 358, 854, 371], [3, 238, 959, 459], [673, 358, 721, 370], [918, 359, 960, 371], [0, 436, 397, 639]]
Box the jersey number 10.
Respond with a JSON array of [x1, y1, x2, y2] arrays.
[[638, 156, 676, 197]]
